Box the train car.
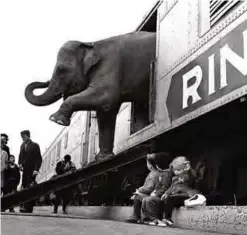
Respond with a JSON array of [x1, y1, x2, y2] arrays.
[[37, 111, 88, 182], [37, 102, 132, 183], [118, 0, 247, 205], [38, 0, 247, 206], [85, 0, 247, 205]]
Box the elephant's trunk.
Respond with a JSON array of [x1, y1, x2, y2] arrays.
[[25, 81, 63, 106]]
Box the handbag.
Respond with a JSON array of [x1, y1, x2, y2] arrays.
[[184, 194, 206, 207]]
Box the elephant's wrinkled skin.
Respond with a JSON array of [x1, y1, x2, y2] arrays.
[[25, 32, 156, 161]]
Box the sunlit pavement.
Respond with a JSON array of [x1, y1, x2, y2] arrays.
[[2, 214, 223, 235]]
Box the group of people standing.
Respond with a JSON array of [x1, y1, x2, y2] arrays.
[[1, 134, 20, 212], [1, 130, 42, 213], [1, 130, 77, 214], [127, 152, 206, 227]]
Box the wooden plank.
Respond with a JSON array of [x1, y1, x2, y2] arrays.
[[1, 143, 151, 210]]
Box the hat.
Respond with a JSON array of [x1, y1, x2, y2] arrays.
[[1, 134, 9, 140], [20, 130, 30, 137]]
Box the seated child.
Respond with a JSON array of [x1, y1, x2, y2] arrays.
[[141, 167, 173, 226], [160, 156, 199, 224], [126, 153, 162, 223]]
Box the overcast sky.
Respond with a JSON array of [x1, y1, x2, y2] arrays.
[[0, 0, 158, 160]]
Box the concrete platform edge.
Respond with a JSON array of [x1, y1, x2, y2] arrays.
[[2, 206, 247, 235]]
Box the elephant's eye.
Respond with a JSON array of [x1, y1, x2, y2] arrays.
[[57, 66, 69, 74]]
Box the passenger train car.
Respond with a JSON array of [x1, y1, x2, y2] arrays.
[[38, 0, 247, 206], [37, 103, 131, 183]]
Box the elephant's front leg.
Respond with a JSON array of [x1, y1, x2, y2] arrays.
[[95, 108, 119, 162], [49, 87, 116, 126]]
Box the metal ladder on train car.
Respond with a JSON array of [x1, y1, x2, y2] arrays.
[[1, 144, 150, 211]]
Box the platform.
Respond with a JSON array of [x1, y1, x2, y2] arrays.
[[2, 206, 247, 235], [2, 214, 224, 235]]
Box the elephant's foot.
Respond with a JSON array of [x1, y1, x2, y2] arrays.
[[49, 111, 71, 126], [95, 152, 115, 162], [50, 103, 74, 126]]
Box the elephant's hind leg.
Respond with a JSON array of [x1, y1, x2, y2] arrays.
[[94, 108, 119, 162]]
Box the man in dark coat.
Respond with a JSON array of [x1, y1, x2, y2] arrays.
[[51, 155, 76, 214], [18, 130, 42, 213]]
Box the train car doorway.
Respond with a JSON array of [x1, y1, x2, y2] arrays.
[[130, 1, 159, 134]]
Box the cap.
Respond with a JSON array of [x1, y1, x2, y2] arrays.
[[20, 130, 30, 137], [1, 134, 9, 140]]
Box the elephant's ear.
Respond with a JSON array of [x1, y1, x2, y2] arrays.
[[80, 43, 100, 75]]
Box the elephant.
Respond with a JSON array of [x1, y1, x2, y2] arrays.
[[25, 31, 156, 162]]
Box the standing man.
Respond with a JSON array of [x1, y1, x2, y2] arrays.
[[51, 155, 76, 214], [1, 134, 10, 158], [18, 130, 42, 213]]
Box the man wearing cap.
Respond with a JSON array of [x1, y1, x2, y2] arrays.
[[51, 155, 76, 214], [18, 130, 42, 213], [1, 134, 10, 158]]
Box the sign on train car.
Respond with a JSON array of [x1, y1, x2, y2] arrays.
[[166, 19, 247, 121]]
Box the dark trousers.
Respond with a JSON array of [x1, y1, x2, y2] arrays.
[[53, 189, 72, 212], [162, 196, 188, 220], [3, 182, 18, 211], [20, 173, 36, 212], [131, 195, 143, 219], [142, 196, 163, 221]]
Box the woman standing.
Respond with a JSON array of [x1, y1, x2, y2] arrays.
[[1, 149, 8, 196]]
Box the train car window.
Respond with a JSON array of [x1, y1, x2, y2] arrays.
[[48, 152, 51, 169], [64, 132, 69, 149], [56, 140, 61, 161], [210, 0, 241, 27], [51, 146, 56, 166], [44, 157, 47, 173]]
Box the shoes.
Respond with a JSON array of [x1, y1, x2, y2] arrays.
[[162, 219, 173, 226], [62, 210, 67, 214], [184, 194, 206, 207], [148, 220, 157, 226], [142, 217, 151, 224], [148, 219, 168, 227], [52, 211, 57, 214], [126, 216, 141, 224], [9, 209, 15, 212], [157, 220, 167, 227]]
